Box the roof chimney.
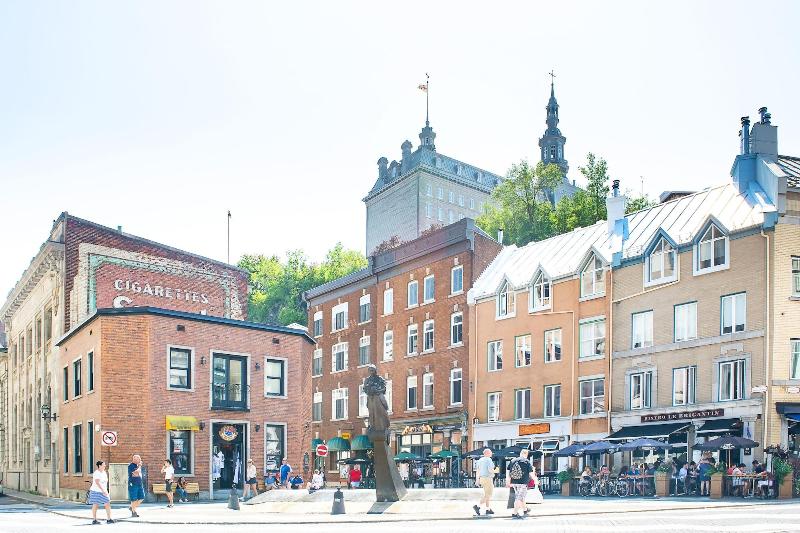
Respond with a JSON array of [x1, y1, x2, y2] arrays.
[[750, 107, 778, 161], [739, 116, 751, 155], [497, 228, 504, 244], [611, 179, 620, 197], [606, 180, 627, 236]]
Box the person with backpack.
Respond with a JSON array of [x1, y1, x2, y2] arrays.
[[505, 449, 534, 520]]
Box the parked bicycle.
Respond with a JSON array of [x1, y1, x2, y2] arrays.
[[578, 476, 629, 497]]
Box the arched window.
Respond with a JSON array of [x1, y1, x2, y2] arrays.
[[497, 281, 515, 318], [530, 272, 551, 311], [696, 224, 728, 272], [580, 255, 605, 298], [550, 146, 556, 159], [647, 238, 677, 284]]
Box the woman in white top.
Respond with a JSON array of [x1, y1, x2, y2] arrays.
[[161, 459, 175, 507], [88, 460, 115, 525], [242, 459, 258, 500]]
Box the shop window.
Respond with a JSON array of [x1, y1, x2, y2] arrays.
[[168, 347, 192, 389], [488, 340, 503, 371], [544, 384, 561, 417], [211, 353, 248, 409], [264, 424, 285, 472], [721, 293, 746, 334], [674, 302, 697, 342], [579, 378, 605, 415], [580, 318, 606, 358], [544, 329, 561, 362], [515, 335, 531, 367], [169, 430, 192, 475], [264, 358, 286, 397], [673, 366, 696, 406], [632, 311, 654, 349]]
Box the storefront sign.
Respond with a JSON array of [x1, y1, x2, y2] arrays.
[[402, 424, 433, 435], [165, 415, 200, 431], [433, 424, 462, 432], [518, 423, 551, 436], [641, 408, 723, 423], [341, 432, 351, 440], [218, 425, 238, 441], [112, 278, 211, 307]]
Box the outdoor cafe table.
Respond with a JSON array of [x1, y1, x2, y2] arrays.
[[624, 475, 655, 496], [725, 474, 766, 498]]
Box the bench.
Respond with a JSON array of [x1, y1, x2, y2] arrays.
[[152, 482, 200, 501]]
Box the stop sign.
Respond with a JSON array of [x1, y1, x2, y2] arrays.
[[316, 444, 329, 457]]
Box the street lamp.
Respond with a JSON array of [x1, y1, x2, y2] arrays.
[[40, 404, 57, 422]]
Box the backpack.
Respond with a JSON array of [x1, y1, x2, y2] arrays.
[[509, 459, 525, 482]]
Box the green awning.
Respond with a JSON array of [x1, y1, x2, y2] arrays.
[[327, 436, 351, 451], [394, 451, 421, 461], [430, 450, 458, 459], [311, 438, 324, 450], [351, 434, 373, 450]]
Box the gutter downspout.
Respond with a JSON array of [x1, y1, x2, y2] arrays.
[[761, 229, 771, 460], [607, 269, 613, 437]]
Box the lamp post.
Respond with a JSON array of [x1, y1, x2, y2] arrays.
[[40, 404, 57, 422]]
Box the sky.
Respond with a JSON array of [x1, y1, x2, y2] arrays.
[[1, 0, 799, 299]]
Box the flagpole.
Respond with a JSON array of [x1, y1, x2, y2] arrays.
[[425, 73, 430, 125], [227, 210, 231, 264]]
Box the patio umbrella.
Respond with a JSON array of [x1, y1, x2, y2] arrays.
[[618, 438, 671, 452], [495, 445, 544, 459], [554, 443, 587, 457], [338, 457, 373, 465], [394, 451, 422, 462], [463, 447, 491, 459], [694, 436, 759, 466], [429, 450, 459, 459], [581, 441, 619, 455]]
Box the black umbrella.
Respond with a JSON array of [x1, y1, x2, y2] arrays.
[[554, 443, 587, 457], [694, 436, 759, 466], [463, 447, 492, 459], [495, 445, 543, 459], [618, 438, 671, 452], [337, 457, 373, 465], [581, 441, 619, 456]]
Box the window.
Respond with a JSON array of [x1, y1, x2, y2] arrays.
[[450, 368, 462, 405], [793, 257, 800, 296], [63, 427, 69, 473], [383, 288, 393, 315], [451, 265, 463, 295], [87, 351, 95, 392], [313, 311, 323, 337], [673, 366, 697, 406], [211, 353, 248, 409], [515, 388, 531, 419], [63, 366, 68, 402], [448, 191, 455, 203], [487, 392, 501, 422], [579, 378, 605, 415], [426, 183, 432, 196], [332, 303, 348, 332], [515, 335, 531, 367], [87, 421, 94, 472], [407, 324, 418, 355], [385, 380, 393, 413], [407, 280, 419, 307], [35, 315, 42, 354], [425, 202, 432, 218], [437, 187, 443, 200], [437, 207, 444, 221], [313, 392, 322, 422], [531, 272, 551, 310], [407, 376, 417, 410], [544, 329, 562, 362], [423, 275, 435, 303], [581, 255, 605, 297], [332, 388, 348, 420], [450, 313, 463, 346], [264, 425, 285, 472], [697, 224, 728, 272], [458, 194, 464, 207], [469, 198, 475, 210], [312, 349, 323, 377], [359, 336, 371, 366], [721, 293, 746, 334], [422, 373, 434, 408], [43, 306, 52, 353], [792, 340, 800, 380], [632, 311, 654, 349], [73, 424, 82, 474], [719, 359, 746, 401], [359, 294, 371, 323], [544, 384, 561, 417], [647, 238, 677, 284], [73, 359, 81, 398], [168, 347, 191, 389], [359, 384, 368, 417], [383, 330, 393, 360], [580, 318, 606, 358], [630, 371, 653, 410], [488, 341, 503, 371], [423, 320, 434, 352], [264, 358, 286, 397], [448, 210, 454, 223], [497, 281, 515, 318], [169, 430, 192, 475], [674, 302, 697, 342], [332, 342, 348, 372]]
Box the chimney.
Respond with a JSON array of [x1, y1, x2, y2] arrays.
[[739, 116, 751, 155], [497, 228, 504, 244], [606, 179, 627, 235], [749, 106, 778, 161], [377, 157, 389, 180]]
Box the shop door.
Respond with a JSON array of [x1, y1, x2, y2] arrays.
[[212, 424, 245, 490]]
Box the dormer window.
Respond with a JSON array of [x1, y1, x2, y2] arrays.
[[646, 238, 677, 285], [580, 255, 605, 298], [696, 224, 728, 274], [530, 272, 551, 311], [496, 280, 516, 318]]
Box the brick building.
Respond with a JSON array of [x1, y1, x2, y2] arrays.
[[304, 219, 500, 479]]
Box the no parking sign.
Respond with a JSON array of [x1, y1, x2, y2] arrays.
[[101, 431, 118, 447]]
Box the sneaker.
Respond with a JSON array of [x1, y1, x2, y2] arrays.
[[511, 514, 523, 520], [132, 511, 140, 518], [92, 520, 100, 525], [486, 509, 494, 515], [473, 505, 481, 516], [107, 519, 116, 524]]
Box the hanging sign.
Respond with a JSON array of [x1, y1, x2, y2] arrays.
[[641, 408, 723, 423], [219, 425, 238, 441]]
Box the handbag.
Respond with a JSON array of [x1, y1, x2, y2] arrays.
[[528, 485, 544, 504]]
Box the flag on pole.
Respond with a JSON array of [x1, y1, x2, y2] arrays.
[[418, 83, 428, 92]]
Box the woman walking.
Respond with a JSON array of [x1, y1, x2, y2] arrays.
[[242, 459, 258, 500], [161, 459, 175, 508], [89, 460, 115, 525]]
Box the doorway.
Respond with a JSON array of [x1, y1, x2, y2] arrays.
[[212, 423, 246, 491]]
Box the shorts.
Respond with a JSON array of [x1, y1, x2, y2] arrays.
[[351, 481, 360, 488], [88, 490, 110, 505], [128, 484, 145, 502], [247, 478, 257, 485], [511, 483, 528, 502], [479, 477, 494, 500], [165, 480, 173, 492]]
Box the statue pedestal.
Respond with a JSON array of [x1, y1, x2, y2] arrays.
[[369, 433, 407, 502]]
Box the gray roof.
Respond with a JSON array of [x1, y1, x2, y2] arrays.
[[777, 155, 800, 188]]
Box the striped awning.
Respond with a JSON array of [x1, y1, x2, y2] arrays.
[[165, 416, 200, 431]]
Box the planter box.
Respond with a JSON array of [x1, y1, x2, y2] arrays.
[[655, 473, 670, 497], [779, 473, 794, 500], [709, 473, 724, 499], [561, 480, 573, 496]]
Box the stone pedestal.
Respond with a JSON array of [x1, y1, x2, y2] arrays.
[[370, 432, 407, 502]]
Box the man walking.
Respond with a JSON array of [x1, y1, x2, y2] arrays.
[[506, 449, 534, 519], [128, 454, 145, 517], [473, 448, 495, 517], [279, 458, 292, 489]]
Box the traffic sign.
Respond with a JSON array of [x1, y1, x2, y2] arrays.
[[315, 443, 328, 457], [101, 430, 118, 447]]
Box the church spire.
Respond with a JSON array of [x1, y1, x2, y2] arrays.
[[418, 74, 436, 150], [539, 71, 568, 178]]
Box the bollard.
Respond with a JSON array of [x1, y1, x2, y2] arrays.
[[228, 488, 240, 510], [506, 486, 515, 509], [331, 488, 345, 515]]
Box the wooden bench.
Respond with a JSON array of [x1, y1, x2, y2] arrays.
[[152, 482, 200, 501]]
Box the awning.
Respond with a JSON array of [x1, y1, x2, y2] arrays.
[[607, 422, 690, 440], [165, 416, 200, 431], [350, 435, 373, 451], [311, 438, 324, 450], [698, 418, 741, 434], [326, 436, 351, 451], [786, 413, 800, 422], [777, 402, 800, 415]]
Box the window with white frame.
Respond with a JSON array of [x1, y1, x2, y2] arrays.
[[544, 329, 562, 362], [632, 311, 654, 349], [359, 294, 371, 323], [426, 183, 432, 196], [487, 392, 501, 422], [168, 347, 192, 389], [450, 368, 462, 405], [385, 379, 393, 413], [437, 187, 443, 200], [448, 210, 454, 223], [544, 384, 561, 417], [312, 349, 323, 377], [383, 330, 393, 360], [580, 318, 606, 358], [630, 371, 652, 410], [674, 302, 698, 342], [451, 265, 463, 295], [458, 194, 464, 206], [515, 388, 531, 420], [407, 280, 419, 307], [313, 392, 322, 422], [407, 324, 418, 355], [332, 342, 348, 372], [332, 388, 348, 420], [332, 303, 348, 332], [425, 202, 432, 218], [531, 272, 551, 310], [359, 384, 368, 417], [515, 335, 531, 367], [423, 275, 435, 303], [264, 358, 286, 397], [423, 320, 434, 351], [469, 198, 475, 210], [791, 340, 800, 380], [647, 238, 677, 284], [673, 366, 696, 406], [488, 340, 503, 371], [721, 293, 746, 334], [793, 257, 800, 296], [719, 359, 746, 401], [359, 336, 371, 366], [437, 207, 444, 221], [497, 281, 515, 318], [579, 378, 605, 415], [384, 288, 393, 315], [450, 313, 463, 345], [422, 373, 434, 408], [313, 311, 323, 337], [697, 224, 728, 272], [448, 191, 455, 203], [406, 376, 417, 410], [580, 255, 605, 298]]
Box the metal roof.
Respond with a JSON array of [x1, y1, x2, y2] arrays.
[[777, 155, 800, 188]]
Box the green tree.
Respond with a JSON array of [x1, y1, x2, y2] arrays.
[[577, 153, 610, 226], [625, 192, 656, 214]]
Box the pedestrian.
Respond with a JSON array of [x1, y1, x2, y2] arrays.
[[242, 459, 258, 500], [175, 477, 189, 503], [698, 458, 711, 496], [279, 458, 293, 488], [307, 469, 324, 493], [349, 465, 362, 489], [290, 474, 304, 489], [128, 454, 145, 517], [506, 449, 534, 520], [472, 448, 495, 517], [89, 460, 115, 525], [161, 459, 175, 508]]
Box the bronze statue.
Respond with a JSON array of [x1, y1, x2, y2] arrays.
[[364, 366, 389, 443], [364, 365, 407, 502]]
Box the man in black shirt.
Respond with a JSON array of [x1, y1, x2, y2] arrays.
[[505, 449, 533, 519]]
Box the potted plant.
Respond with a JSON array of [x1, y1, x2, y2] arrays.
[[557, 468, 577, 496], [654, 463, 672, 497], [709, 463, 726, 499], [772, 458, 794, 499]]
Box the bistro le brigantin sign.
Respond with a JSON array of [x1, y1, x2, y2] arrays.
[[641, 408, 724, 423]]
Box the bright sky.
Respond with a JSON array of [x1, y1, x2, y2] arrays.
[[1, 1, 798, 299]]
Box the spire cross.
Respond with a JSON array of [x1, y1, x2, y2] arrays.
[[548, 70, 556, 86]]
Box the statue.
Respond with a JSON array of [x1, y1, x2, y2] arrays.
[[364, 365, 407, 502]]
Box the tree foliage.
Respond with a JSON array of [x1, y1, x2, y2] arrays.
[[625, 192, 657, 214], [239, 243, 367, 326]]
